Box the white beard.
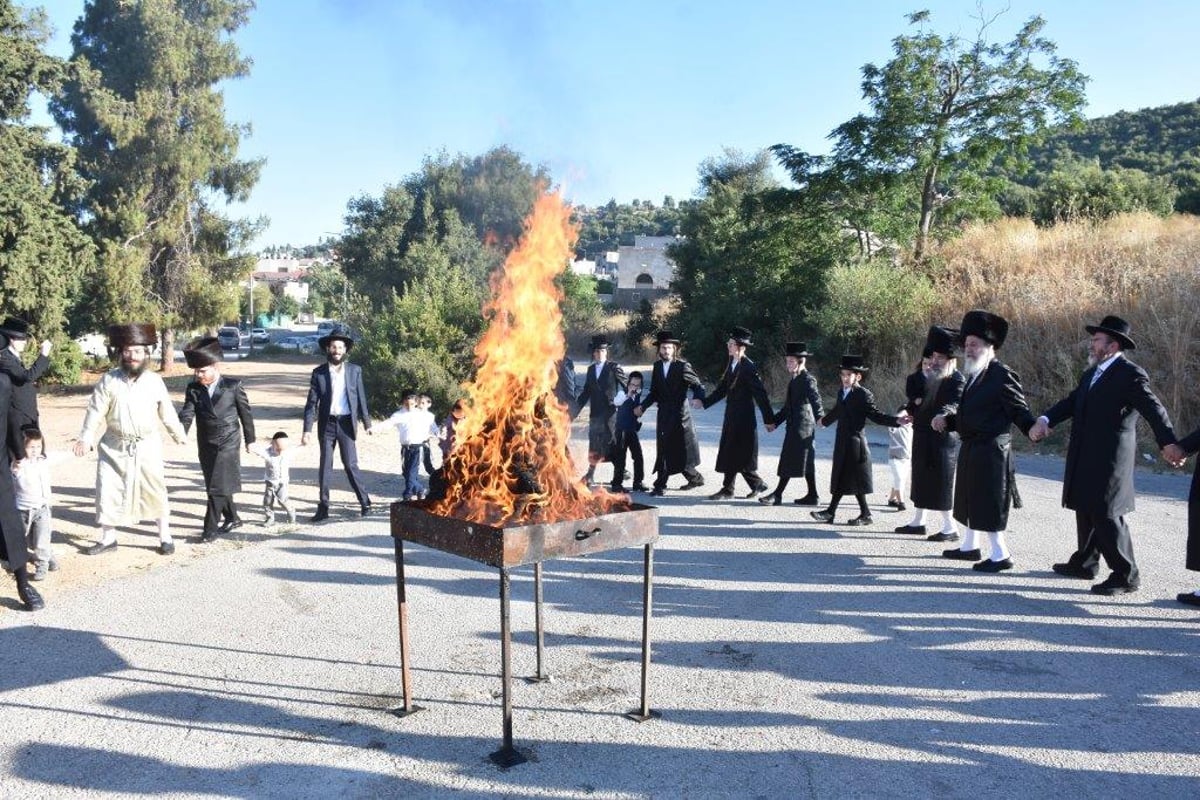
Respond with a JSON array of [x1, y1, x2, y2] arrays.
[[962, 351, 993, 379], [1086, 353, 1098, 368]]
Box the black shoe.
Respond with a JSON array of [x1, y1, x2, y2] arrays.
[[649, 487, 666, 497], [886, 498, 902, 509], [894, 524, 926, 534], [219, 519, 243, 534], [158, 541, 176, 556], [85, 540, 117, 556], [894, 502, 907, 512], [17, 581, 44, 612], [200, 529, 218, 543], [1052, 562, 1097, 580], [973, 558, 1014, 573], [1175, 592, 1200, 608], [609, 484, 627, 494], [794, 494, 820, 506], [1091, 574, 1139, 595], [758, 494, 782, 506], [743, 484, 767, 499], [361, 504, 373, 517], [943, 548, 981, 561], [926, 531, 959, 543], [631, 483, 650, 493], [810, 509, 835, 523], [845, 515, 873, 526], [708, 489, 734, 500], [680, 477, 706, 491], [310, 506, 330, 523]]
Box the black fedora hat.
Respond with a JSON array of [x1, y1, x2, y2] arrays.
[[1085, 315, 1136, 350], [0, 316, 31, 340], [587, 334, 611, 351], [183, 336, 223, 368], [839, 354, 868, 373], [728, 326, 753, 346], [959, 310, 1009, 349], [785, 342, 812, 358], [653, 330, 680, 346], [924, 325, 958, 357], [318, 323, 355, 350]]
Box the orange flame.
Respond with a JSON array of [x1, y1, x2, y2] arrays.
[[431, 191, 628, 525]]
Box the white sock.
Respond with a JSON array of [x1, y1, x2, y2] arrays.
[[99, 526, 117, 546], [909, 508, 928, 526], [1192, 589, 1200, 597], [986, 530, 1010, 561], [940, 510, 957, 535], [158, 517, 173, 543], [960, 528, 979, 551]]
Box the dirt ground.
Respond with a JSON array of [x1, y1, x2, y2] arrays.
[[14, 354, 413, 608]]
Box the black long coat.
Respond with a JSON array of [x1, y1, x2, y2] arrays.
[[0, 347, 49, 459], [822, 385, 901, 496], [576, 360, 627, 461], [179, 376, 256, 496], [1043, 355, 1176, 517], [948, 361, 1036, 531], [1179, 427, 1200, 572], [772, 370, 823, 477], [0, 373, 28, 570], [910, 371, 964, 511], [703, 356, 773, 474], [639, 358, 706, 477]]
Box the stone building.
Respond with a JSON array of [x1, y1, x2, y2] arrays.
[[612, 235, 677, 309]]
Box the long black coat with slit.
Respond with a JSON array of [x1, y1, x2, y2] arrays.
[[772, 370, 823, 477], [703, 356, 774, 474], [639, 359, 706, 477], [821, 385, 902, 496], [179, 376, 256, 497], [910, 371, 964, 511], [1179, 428, 1200, 572]]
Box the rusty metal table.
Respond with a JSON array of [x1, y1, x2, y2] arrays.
[[389, 500, 660, 767]]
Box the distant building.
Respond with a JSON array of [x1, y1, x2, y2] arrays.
[[612, 235, 677, 310], [250, 256, 326, 306], [570, 258, 598, 276]]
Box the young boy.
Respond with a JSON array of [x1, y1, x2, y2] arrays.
[[376, 393, 440, 500], [439, 398, 467, 462], [811, 356, 907, 526], [12, 428, 66, 581], [610, 371, 648, 493], [419, 394, 437, 476], [248, 431, 298, 527]]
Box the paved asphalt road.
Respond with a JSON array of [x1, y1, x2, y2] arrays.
[[2, 398, 1198, 798]]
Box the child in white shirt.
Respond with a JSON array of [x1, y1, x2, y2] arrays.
[[12, 429, 68, 581], [375, 393, 439, 500], [248, 431, 298, 527]]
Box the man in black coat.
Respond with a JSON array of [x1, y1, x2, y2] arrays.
[[896, 326, 965, 542], [0, 316, 53, 459], [1029, 316, 1177, 594], [0, 370, 43, 611], [1163, 431, 1200, 607], [937, 310, 1037, 573], [761, 343, 823, 506], [634, 330, 706, 497], [703, 326, 774, 500], [575, 335, 626, 486], [178, 337, 256, 541], [302, 324, 372, 521]]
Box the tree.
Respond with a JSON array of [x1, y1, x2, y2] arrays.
[[1030, 159, 1177, 225], [0, 2, 93, 351], [52, 0, 264, 364], [774, 10, 1087, 260]]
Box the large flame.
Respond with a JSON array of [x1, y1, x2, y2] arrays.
[[430, 191, 628, 525]]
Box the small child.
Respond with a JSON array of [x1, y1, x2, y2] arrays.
[[249, 431, 298, 527], [886, 405, 913, 512], [610, 371, 648, 493], [12, 429, 68, 581], [376, 393, 440, 500]]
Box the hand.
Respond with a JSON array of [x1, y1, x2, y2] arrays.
[[1162, 443, 1187, 467], [765, 423, 776, 433], [40, 340, 53, 357], [931, 414, 947, 433], [896, 411, 912, 426], [1028, 419, 1050, 442], [72, 439, 88, 457], [301, 431, 311, 446], [632, 406, 643, 418]]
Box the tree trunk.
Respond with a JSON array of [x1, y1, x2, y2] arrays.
[[160, 328, 175, 373], [915, 164, 938, 261]]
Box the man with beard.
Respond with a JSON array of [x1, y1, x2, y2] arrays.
[[73, 324, 187, 555], [575, 335, 626, 487], [0, 316, 53, 458], [896, 326, 965, 543], [1028, 316, 1177, 595], [633, 330, 706, 497], [760, 343, 824, 506], [0, 370, 43, 610], [178, 337, 256, 541], [703, 326, 774, 500], [302, 323, 372, 521], [935, 310, 1037, 572]]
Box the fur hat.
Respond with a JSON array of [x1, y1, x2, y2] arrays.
[[1085, 315, 1136, 350], [924, 325, 958, 357], [318, 323, 355, 351], [183, 336, 223, 368], [107, 323, 158, 350], [958, 310, 1009, 349]]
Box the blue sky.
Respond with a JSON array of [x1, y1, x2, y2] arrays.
[[24, 0, 1200, 247]]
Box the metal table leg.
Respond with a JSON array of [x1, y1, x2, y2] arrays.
[[627, 543, 660, 722], [391, 538, 423, 717], [526, 561, 551, 683], [490, 568, 528, 767]]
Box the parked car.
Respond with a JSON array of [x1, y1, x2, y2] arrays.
[[276, 336, 311, 352], [218, 326, 249, 350], [251, 328, 270, 344]]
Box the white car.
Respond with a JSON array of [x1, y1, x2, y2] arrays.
[[251, 328, 270, 344], [276, 336, 308, 352]]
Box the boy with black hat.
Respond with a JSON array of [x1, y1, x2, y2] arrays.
[[0, 315, 53, 459], [702, 326, 774, 500], [634, 331, 707, 496], [576, 334, 627, 487], [760, 343, 824, 506]]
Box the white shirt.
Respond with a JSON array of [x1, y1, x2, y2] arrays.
[[1089, 352, 1120, 387], [383, 408, 439, 446], [249, 442, 293, 486], [329, 364, 349, 415], [13, 452, 70, 510]]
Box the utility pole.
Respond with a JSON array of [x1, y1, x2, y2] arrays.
[[247, 273, 255, 355]]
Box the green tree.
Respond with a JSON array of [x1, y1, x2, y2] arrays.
[[0, 1, 94, 359], [52, 0, 264, 365], [1031, 159, 1177, 224], [775, 10, 1087, 260]]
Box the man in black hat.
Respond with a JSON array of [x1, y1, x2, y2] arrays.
[[703, 326, 774, 500], [0, 370, 44, 610], [178, 337, 257, 541], [302, 323, 372, 521], [633, 330, 706, 497], [575, 334, 627, 487], [0, 316, 53, 459], [936, 310, 1037, 572], [896, 326, 965, 542], [760, 343, 824, 506], [1028, 315, 1177, 594]]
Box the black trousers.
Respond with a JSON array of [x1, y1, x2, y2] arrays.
[[721, 470, 766, 492], [804, 439, 818, 495], [318, 417, 370, 508], [204, 493, 237, 532], [1069, 510, 1138, 583], [610, 431, 644, 487]]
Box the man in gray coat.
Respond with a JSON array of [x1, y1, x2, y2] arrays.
[[1029, 315, 1178, 594]]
